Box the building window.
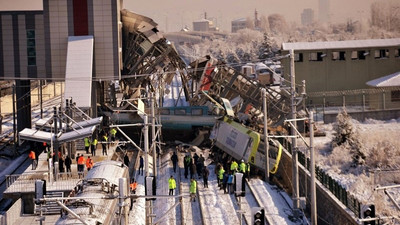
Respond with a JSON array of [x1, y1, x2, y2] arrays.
[[26, 29, 36, 66], [309, 52, 325, 61], [174, 109, 186, 115], [375, 49, 389, 59], [160, 109, 170, 115], [395, 49, 400, 58], [191, 108, 203, 116], [332, 51, 345, 61], [357, 50, 368, 60], [294, 53, 303, 62], [391, 90, 400, 102]]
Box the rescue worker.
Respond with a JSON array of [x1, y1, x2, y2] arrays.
[[86, 156, 93, 171], [218, 166, 225, 187], [101, 134, 108, 156], [230, 160, 238, 173], [84, 137, 90, 154], [91, 137, 98, 156], [29, 150, 37, 170], [190, 178, 197, 202], [246, 162, 251, 180], [168, 175, 176, 196], [110, 127, 117, 142], [130, 179, 138, 210], [77, 154, 86, 178], [239, 159, 246, 173]]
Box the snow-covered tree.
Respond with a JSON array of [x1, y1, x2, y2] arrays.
[[332, 110, 366, 166]]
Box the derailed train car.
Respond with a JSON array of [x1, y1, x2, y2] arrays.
[[211, 116, 282, 175], [56, 160, 129, 225]]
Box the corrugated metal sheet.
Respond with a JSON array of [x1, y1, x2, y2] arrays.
[[64, 36, 94, 108], [366, 71, 400, 87], [282, 38, 400, 51]]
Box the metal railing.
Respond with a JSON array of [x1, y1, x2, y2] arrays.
[[6, 171, 86, 193], [281, 138, 363, 218]]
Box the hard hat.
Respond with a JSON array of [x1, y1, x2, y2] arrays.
[[241, 159, 244, 162]]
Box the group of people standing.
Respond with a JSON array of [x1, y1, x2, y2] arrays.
[[169, 148, 210, 202], [83, 127, 117, 157], [216, 159, 250, 194]]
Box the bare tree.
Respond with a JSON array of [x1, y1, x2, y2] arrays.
[[268, 14, 288, 34]]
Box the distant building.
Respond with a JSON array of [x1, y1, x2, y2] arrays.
[[193, 19, 212, 32], [231, 18, 247, 33], [281, 38, 400, 106], [301, 8, 315, 26], [319, 0, 330, 23], [193, 19, 219, 32]]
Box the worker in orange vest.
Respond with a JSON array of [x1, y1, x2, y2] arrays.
[[86, 156, 94, 171], [29, 150, 37, 170], [129, 178, 138, 210], [77, 154, 86, 178]]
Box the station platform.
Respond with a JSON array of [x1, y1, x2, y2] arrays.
[[4, 142, 119, 198]]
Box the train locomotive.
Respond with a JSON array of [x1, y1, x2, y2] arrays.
[[56, 160, 130, 225]]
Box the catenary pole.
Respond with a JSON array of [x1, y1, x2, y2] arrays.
[[151, 93, 157, 177], [262, 88, 269, 180], [290, 49, 300, 216], [310, 111, 317, 224]]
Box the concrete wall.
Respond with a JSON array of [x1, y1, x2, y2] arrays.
[[0, 198, 21, 225], [274, 145, 358, 225]]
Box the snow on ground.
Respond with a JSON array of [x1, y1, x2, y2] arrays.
[[146, 145, 305, 225], [129, 174, 146, 225], [248, 179, 300, 225], [299, 117, 400, 219]]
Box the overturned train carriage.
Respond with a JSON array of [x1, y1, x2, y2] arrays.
[[211, 117, 282, 175], [56, 160, 129, 225]]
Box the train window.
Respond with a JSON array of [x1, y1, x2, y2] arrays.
[[191, 108, 203, 116], [160, 109, 170, 115], [174, 109, 186, 115]]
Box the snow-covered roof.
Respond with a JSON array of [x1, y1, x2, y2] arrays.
[[366, 71, 400, 87], [282, 38, 400, 51]]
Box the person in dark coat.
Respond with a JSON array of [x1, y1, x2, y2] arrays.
[[124, 154, 130, 167], [59, 156, 65, 173], [184, 154, 191, 179], [193, 153, 199, 165], [190, 162, 197, 179], [171, 151, 178, 173], [139, 155, 144, 175], [202, 166, 209, 188], [65, 155, 72, 175]]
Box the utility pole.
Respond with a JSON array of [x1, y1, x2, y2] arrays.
[[151, 93, 157, 177], [12, 83, 17, 152], [143, 115, 152, 225], [290, 49, 300, 216], [144, 115, 149, 177], [39, 80, 43, 118], [262, 88, 269, 180], [309, 111, 317, 225]]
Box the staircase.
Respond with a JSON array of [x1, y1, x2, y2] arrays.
[[35, 191, 64, 215]]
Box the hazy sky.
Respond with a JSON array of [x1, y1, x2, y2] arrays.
[[0, 0, 379, 32]]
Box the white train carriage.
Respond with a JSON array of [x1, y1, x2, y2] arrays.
[[56, 160, 130, 225]]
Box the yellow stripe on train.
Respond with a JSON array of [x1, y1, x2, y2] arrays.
[[269, 143, 282, 174]]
